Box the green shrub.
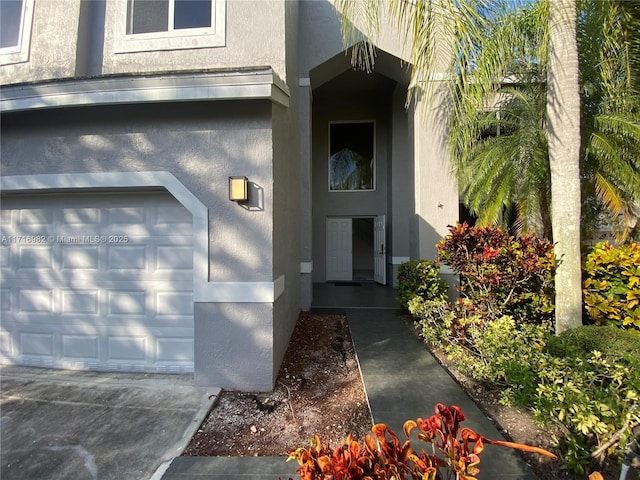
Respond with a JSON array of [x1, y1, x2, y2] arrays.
[[436, 223, 555, 325], [583, 242, 640, 333], [441, 318, 640, 475], [444, 316, 548, 406], [403, 229, 640, 474], [396, 260, 448, 310], [408, 297, 455, 349], [532, 351, 639, 475], [549, 325, 640, 370]]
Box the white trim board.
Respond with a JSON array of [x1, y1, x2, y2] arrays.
[[1, 172, 284, 303]]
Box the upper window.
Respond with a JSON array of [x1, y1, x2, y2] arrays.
[[114, 0, 226, 53], [0, 0, 34, 65], [329, 122, 376, 192], [126, 0, 212, 34]]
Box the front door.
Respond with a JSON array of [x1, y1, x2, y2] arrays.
[[326, 218, 352, 281], [374, 215, 386, 284]]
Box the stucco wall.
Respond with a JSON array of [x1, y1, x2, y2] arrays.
[[1, 0, 79, 83], [195, 302, 274, 390], [102, 0, 288, 79], [269, 0, 301, 384], [2, 0, 289, 85], [1, 101, 274, 282], [389, 84, 413, 285], [298, 83, 313, 308], [298, 0, 409, 80], [1, 99, 283, 389], [272, 99, 300, 385]]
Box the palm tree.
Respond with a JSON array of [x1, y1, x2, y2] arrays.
[[450, 0, 640, 242], [336, 0, 640, 331], [547, 0, 582, 333], [453, 82, 551, 237], [448, 0, 551, 237], [579, 0, 640, 241], [335, 0, 584, 333]]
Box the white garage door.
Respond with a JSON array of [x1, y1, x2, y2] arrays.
[[0, 192, 194, 373]]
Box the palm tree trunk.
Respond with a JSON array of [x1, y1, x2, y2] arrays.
[[547, 0, 583, 333]]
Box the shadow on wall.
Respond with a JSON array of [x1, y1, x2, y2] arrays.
[[0, 100, 280, 387], [412, 214, 459, 301], [0, 101, 274, 282], [238, 181, 264, 212]]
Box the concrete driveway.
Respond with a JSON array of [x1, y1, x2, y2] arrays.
[[0, 366, 218, 480]]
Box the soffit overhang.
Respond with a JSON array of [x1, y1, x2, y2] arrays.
[[0, 68, 290, 113]]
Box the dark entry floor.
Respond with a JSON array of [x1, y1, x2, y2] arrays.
[[311, 281, 399, 310]]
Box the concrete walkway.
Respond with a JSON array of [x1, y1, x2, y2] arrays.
[[163, 284, 539, 479], [347, 308, 538, 479]]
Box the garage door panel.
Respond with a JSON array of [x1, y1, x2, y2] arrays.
[[18, 208, 54, 228], [0, 245, 9, 267], [19, 289, 54, 314], [18, 245, 53, 269], [1, 288, 10, 312], [156, 245, 192, 271], [0, 330, 13, 358], [107, 290, 147, 315], [7, 282, 193, 314], [20, 332, 55, 356], [4, 323, 194, 370], [0, 193, 194, 373], [61, 289, 100, 314], [156, 290, 194, 316], [107, 206, 147, 225], [157, 338, 193, 365], [107, 245, 147, 271], [61, 245, 100, 270], [62, 335, 100, 360], [0, 209, 11, 225], [61, 207, 100, 225], [108, 336, 147, 361]]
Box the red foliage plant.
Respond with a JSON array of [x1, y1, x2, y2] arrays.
[[285, 403, 556, 480], [436, 223, 555, 325]]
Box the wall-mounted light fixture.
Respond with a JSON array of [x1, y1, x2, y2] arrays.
[[229, 176, 248, 202]]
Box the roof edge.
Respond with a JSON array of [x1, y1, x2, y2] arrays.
[[1, 68, 290, 112]]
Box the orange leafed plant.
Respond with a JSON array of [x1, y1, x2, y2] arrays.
[[285, 403, 556, 480]]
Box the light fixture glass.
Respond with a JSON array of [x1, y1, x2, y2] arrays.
[[229, 176, 248, 202]]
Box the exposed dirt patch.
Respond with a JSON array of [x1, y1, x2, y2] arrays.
[[183, 312, 636, 480], [182, 312, 372, 456]]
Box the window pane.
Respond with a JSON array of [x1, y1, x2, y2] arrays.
[[174, 0, 211, 29], [329, 123, 375, 191], [127, 0, 169, 34], [1, 0, 23, 48]]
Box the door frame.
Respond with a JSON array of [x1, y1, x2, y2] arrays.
[[374, 214, 386, 284]]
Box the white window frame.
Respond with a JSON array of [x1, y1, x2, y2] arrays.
[[113, 0, 226, 54], [328, 120, 377, 192], [0, 0, 35, 66]]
